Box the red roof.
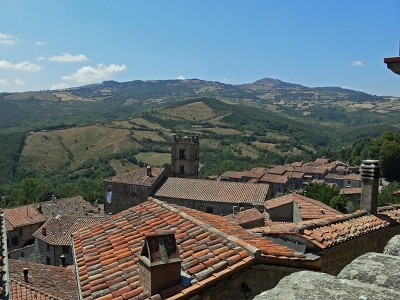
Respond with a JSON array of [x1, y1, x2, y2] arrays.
[[9, 259, 77, 299], [340, 187, 362, 195], [266, 194, 341, 220], [155, 177, 269, 206], [4, 204, 47, 231], [34, 215, 108, 246], [259, 173, 288, 184], [103, 167, 165, 186], [72, 198, 301, 299], [265, 205, 400, 249], [225, 208, 266, 228]]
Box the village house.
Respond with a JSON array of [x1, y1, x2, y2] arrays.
[[32, 215, 107, 266], [154, 177, 270, 215], [324, 173, 361, 188], [103, 166, 167, 215], [225, 207, 266, 229], [265, 193, 341, 222]]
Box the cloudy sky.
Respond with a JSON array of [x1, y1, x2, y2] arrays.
[[1, 0, 399, 96]]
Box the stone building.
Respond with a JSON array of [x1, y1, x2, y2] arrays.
[[32, 215, 107, 266], [171, 135, 199, 178], [154, 177, 270, 215], [103, 166, 166, 215]]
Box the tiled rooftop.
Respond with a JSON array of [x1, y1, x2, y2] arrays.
[[34, 215, 108, 246], [103, 167, 165, 186], [73, 198, 301, 299], [4, 204, 48, 231], [259, 173, 288, 184], [340, 187, 362, 195], [9, 259, 77, 299], [225, 208, 266, 229], [264, 205, 400, 249], [155, 177, 269, 206], [265, 194, 341, 220], [38, 196, 103, 216], [11, 280, 62, 300]]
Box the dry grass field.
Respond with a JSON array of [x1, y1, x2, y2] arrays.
[[159, 101, 216, 121], [20, 125, 143, 173], [135, 152, 171, 166], [132, 130, 165, 141], [109, 159, 139, 174], [130, 118, 164, 130]]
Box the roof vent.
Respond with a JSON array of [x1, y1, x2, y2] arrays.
[[42, 227, 47, 236], [320, 209, 325, 214], [139, 230, 181, 296], [23, 267, 29, 282], [147, 165, 153, 177]]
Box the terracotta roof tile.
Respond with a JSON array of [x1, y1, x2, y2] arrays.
[[155, 177, 269, 206], [340, 187, 362, 195], [4, 204, 47, 231], [259, 173, 289, 184], [265, 205, 400, 249], [73, 198, 300, 299], [225, 208, 266, 228], [34, 215, 108, 246], [266, 193, 341, 220], [9, 259, 77, 299], [103, 167, 165, 186]]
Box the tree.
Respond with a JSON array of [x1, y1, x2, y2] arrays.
[[379, 141, 400, 181], [303, 182, 340, 206], [330, 195, 348, 213], [378, 183, 400, 207]]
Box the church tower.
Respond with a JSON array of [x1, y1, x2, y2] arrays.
[[171, 135, 199, 178]]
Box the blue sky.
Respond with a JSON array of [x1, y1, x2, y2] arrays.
[[1, 0, 399, 96]]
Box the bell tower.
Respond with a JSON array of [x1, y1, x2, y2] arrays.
[[171, 135, 199, 178]]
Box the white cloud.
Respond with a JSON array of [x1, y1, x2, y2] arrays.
[[0, 33, 19, 45], [352, 60, 365, 67], [0, 78, 10, 86], [36, 56, 46, 61], [62, 64, 126, 83], [35, 40, 46, 46], [0, 60, 41, 72], [51, 83, 70, 90], [15, 78, 25, 86], [177, 75, 185, 80], [48, 52, 89, 63]]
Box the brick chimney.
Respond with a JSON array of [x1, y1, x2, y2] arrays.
[[360, 160, 380, 214], [139, 230, 181, 296]]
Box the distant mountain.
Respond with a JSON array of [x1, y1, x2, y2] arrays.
[[1, 77, 399, 133]]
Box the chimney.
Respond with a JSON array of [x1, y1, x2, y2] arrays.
[[147, 165, 153, 177], [42, 227, 47, 236], [60, 255, 66, 267], [233, 206, 238, 215], [23, 267, 29, 282], [83, 205, 86, 212], [360, 160, 380, 214], [139, 230, 181, 296]]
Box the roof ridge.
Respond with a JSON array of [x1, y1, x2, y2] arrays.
[[292, 210, 368, 233], [151, 198, 261, 258]]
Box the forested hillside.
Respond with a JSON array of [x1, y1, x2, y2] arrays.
[[1, 77, 400, 208]]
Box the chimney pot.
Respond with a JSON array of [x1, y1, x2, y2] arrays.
[[60, 255, 66, 267], [233, 206, 238, 215], [360, 160, 380, 214], [42, 227, 47, 236], [23, 267, 29, 282], [146, 165, 153, 177]]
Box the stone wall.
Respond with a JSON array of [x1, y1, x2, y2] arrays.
[[155, 196, 262, 216], [321, 225, 400, 275], [104, 183, 153, 215], [35, 238, 72, 266], [254, 234, 400, 300], [188, 265, 303, 300], [7, 223, 44, 250]]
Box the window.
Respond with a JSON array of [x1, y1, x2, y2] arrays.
[[47, 243, 51, 251], [179, 165, 185, 175], [106, 186, 113, 203], [62, 245, 69, 254], [18, 228, 23, 236], [131, 187, 138, 197], [46, 256, 51, 265], [206, 207, 213, 214], [179, 149, 186, 159]]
